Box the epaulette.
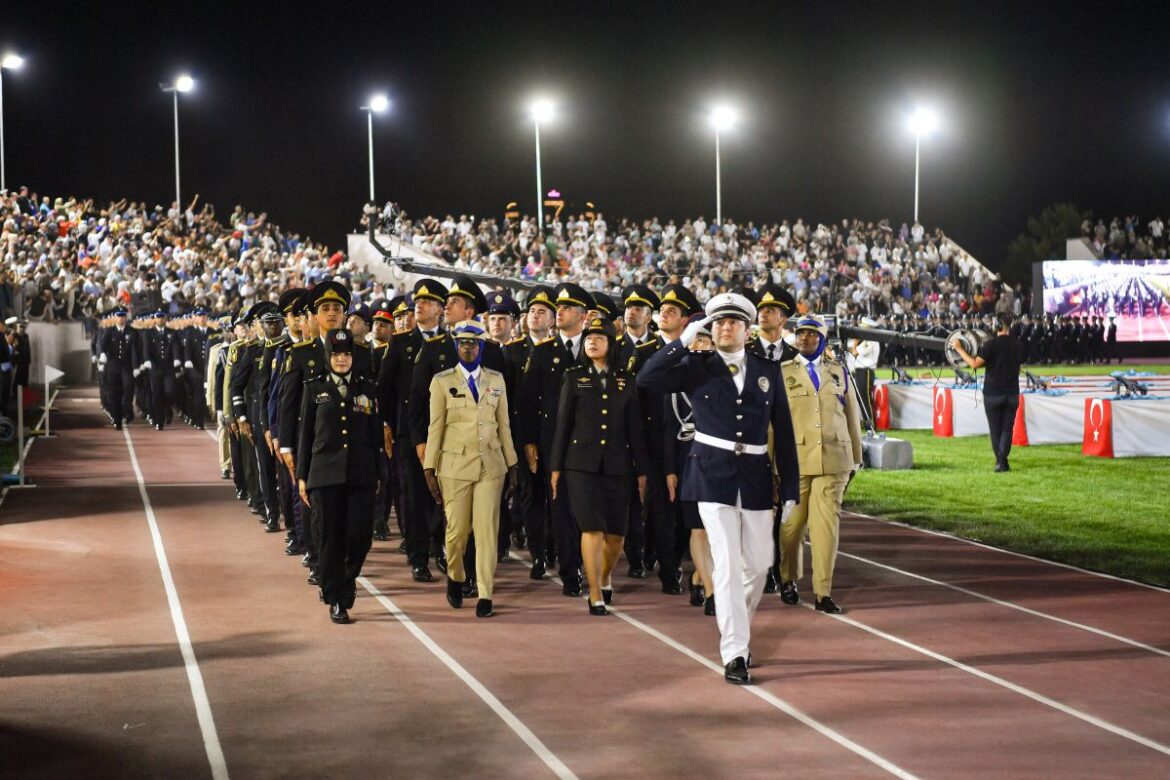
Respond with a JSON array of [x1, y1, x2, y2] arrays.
[[426, 333, 447, 343], [435, 367, 457, 378], [780, 358, 798, 367], [636, 339, 659, 349], [506, 337, 526, 346], [534, 336, 557, 346], [292, 339, 314, 348], [354, 342, 369, 350], [564, 364, 587, 374]]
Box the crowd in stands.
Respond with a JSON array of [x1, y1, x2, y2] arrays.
[[0, 186, 392, 325], [1083, 215, 1170, 260], [365, 203, 1022, 323]]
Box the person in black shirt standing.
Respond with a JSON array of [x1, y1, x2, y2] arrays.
[[950, 312, 1025, 472]]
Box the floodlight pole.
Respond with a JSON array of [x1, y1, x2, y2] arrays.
[[366, 108, 376, 202], [534, 119, 544, 234], [172, 89, 182, 219], [913, 132, 921, 224], [715, 128, 723, 227], [0, 68, 6, 192]]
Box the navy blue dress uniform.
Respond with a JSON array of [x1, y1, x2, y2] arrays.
[[98, 308, 136, 429], [637, 292, 800, 684], [230, 302, 276, 522], [182, 308, 215, 429], [549, 317, 650, 537], [369, 297, 398, 542], [138, 314, 177, 430], [376, 279, 448, 581], [618, 284, 661, 366], [625, 282, 702, 593], [296, 328, 381, 624], [267, 290, 309, 553], [519, 282, 596, 594], [487, 291, 524, 559]]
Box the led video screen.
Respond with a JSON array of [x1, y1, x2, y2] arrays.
[[1041, 259, 1170, 342]]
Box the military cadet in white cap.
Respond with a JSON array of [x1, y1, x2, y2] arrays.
[[637, 292, 800, 685], [777, 315, 864, 615]]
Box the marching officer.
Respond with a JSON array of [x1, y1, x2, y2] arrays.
[[138, 310, 176, 430], [368, 296, 397, 542], [296, 328, 381, 625], [98, 306, 135, 430], [519, 282, 595, 595], [376, 279, 448, 582], [637, 292, 800, 685], [422, 321, 519, 618], [486, 291, 522, 559], [206, 313, 234, 480], [183, 307, 215, 430], [778, 315, 864, 615]]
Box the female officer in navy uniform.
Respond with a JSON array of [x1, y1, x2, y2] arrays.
[[549, 316, 649, 615], [296, 328, 381, 624]]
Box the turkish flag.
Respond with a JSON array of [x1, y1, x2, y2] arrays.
[[932, 386, 954, 437], [1082, 398, 1114, 458], [873, 384, 890, 430], [1012, 395, 1029, 446]]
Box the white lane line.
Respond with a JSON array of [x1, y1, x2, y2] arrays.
[[123, 427, 230, 780], [506, 554, 918, 780], [802, 602, 1170, 757], [835, 548, 1170, 658], [848, 513, 1170, 593], [357, 576, 578, 780]]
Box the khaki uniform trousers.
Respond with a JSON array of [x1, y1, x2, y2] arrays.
[[779, 471, 850, 598], [216, 417, 231, 471], [440, 465, 505, 599]]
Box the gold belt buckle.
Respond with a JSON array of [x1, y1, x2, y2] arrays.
[[733, 442, 745, 456]]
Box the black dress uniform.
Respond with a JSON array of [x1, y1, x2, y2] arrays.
[[296, 328, 381, 624], [139, 321, 176, 430], [98, 310, 136, 428], [183, 310, 214, 429], [519, 282, 596, 595]]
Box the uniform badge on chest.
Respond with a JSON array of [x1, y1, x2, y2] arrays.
[[758, 376, 770, 392]]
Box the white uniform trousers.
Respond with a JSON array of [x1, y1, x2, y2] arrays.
[[698, 493, 774, 665]]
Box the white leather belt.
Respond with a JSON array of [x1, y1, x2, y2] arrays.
[[694, 431, 767, 455]]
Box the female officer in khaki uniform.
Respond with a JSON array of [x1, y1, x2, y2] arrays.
[[549, 316, 649, 616], [778, 315, 863, 614], [423, 321, 519, 618]]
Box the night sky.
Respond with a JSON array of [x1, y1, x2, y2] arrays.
[[5, 1, 1170, 275]]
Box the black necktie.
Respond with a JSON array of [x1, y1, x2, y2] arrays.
[[565, 339, 574, 358], [767, 344, 776, 361]]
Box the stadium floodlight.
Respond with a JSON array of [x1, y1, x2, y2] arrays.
[[709, 105, 739, 226], [528, 98, 556, 233], [0, 53, 24, 191], [361, 94, 392, 202], [159, 75, 196, 223], [907, 107, 939, 223]]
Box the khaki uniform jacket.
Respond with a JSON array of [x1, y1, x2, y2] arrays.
[[206, 341, 227, 411], [424, 366, 519, 482], [780, 356, 863, 476]]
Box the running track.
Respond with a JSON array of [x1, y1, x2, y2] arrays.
[[2, 387, 1169, 779]]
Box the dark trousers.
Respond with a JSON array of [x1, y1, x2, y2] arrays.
[[549, 470, 581, 585], [515, 463, 547, 563], [984, 393, 1020, 467], [254, 431, 281, 522], [645, 466, 684, 583], [623, 486, 645, 567], [240, 435, 260, 506], [104, 366, 134, 422], [229, 431, 246, 493], [310, 483, 374, 605], [396, 436, 434, 569], [148, 370, 172, 427], [373, 453, 392, 536], [277, 458, 298, 536], [186, 372, 207, 427]]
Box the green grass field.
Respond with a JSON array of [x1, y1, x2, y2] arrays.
[[897, 363, 1168, 381], [845, 429, 1170, 587]]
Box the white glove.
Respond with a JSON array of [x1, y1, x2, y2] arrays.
[[98, 354, 107, 365], [173, 359, 181, 368], [184, 360, 193, 369], [142, 361, 153, 371], [97, 364, 105, 373], [780, 500, 796, 525], [680, 316, 712, 347], [133, 367, 141, 377]]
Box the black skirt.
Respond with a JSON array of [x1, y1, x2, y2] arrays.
[[567, 470, 630, 535], [680, 500, 703, 530]]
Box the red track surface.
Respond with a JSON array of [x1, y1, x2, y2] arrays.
[[3, 387, 1169, 779]]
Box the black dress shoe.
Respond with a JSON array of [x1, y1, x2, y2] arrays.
[[780, 581, 799, 605], [627, 562, 647, 579], [601, 587, 614, 605], [235, 490, 246, 501], [307, 570, 321, 586], [724, 656, 752, 685], [512, 529, 527, 550], [300, 553, 311, 568], [330, 603, 350, 624], [815, 595, 843, 614], [220, 469, 231, 480], [660, 577, 683, 595], [704, 595, 716, 616], [475, 599, 494, 618], [412, 566, 434, 583], [114, 422, 123, 431], [248, 505, 261, 515], [436, 555, 448, 574], [529, 559, 546, 580], [372, 528, 390, 542], [462, 578, 476, 598], [284, 542, 304, 556], [764, 569, 780, 594], [562, 579, 582, 598], [446, 578, 464, 609], [395, 541, 407, 554], [588, 601, 608, 616], [689, 577, 704, 607], [264, 518, 281, 533]]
